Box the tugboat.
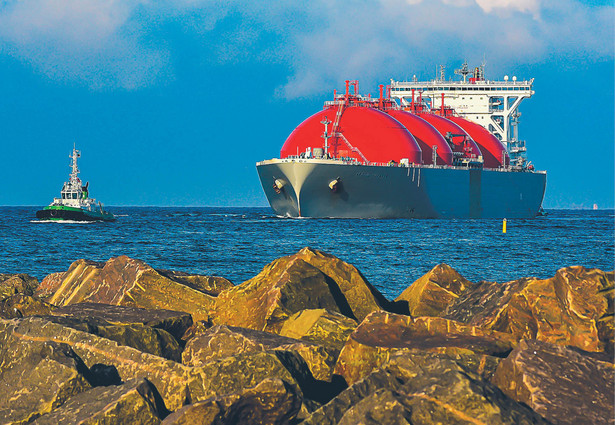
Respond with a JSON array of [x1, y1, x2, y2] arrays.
[[36, 146, 116, 222]]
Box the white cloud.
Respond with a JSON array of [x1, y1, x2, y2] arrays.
[[0, 0, 611, 93], [279, 0, 613, 97], [475, 0, 540, 16]]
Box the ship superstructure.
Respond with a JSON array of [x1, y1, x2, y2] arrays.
[[389, 62, 533, 164], [36, 146, 115, 222], [256, 64, 546, 219]]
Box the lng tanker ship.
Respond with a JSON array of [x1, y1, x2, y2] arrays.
[[256, 63, 546, 218]]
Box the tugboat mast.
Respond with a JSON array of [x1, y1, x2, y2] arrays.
[[69, 145, 81, 186]]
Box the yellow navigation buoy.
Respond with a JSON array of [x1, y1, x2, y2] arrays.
[[502, 218, 507, 234]]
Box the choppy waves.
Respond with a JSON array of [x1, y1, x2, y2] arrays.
[[3, 207, 614, 299]]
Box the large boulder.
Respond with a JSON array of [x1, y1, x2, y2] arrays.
[[46, 316, 183, 362], [192, 350, 306, 402], [0, 273, 39, 300], [292, 247, 391, 322], [47, 256, 220, 322], [0, 317, 197, 411], [161, 378, 301, 425], [182, 324, 336, 382], [212, 257, 343, 332], [43, 304, 194, 362], [0, 316, 326, 411], [0, 336, 92, 424], [188, 347, 345, 407], [492, 339, 614, 425], [212, 248, 389, 332], [51, 303, 193, 344], [303, 352, 551, 425], [278, 309, 357, 352], [0, 294, 55, 319], [444, 267, 614, 353], [394, 264, 473, 316], [334, 311, 516, 385], [32, 378, 166, 425]]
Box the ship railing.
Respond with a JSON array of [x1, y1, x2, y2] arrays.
[[391, 78, 534, 88], [258, 157, 544, 173], [323, 100, 381, 109]]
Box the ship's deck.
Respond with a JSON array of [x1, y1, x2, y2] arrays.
[[256, 157, 546, 174]]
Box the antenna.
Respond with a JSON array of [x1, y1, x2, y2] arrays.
[[439, 65, 445, 82], [454, 61, 470, 82]]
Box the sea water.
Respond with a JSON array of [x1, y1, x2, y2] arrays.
[[1, 207, 613, 299]]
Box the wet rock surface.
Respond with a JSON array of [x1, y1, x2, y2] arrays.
[[1, 249, 612, 424], [492, 339, 614, 425]]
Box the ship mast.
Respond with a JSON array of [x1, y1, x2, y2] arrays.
[[69, 144, 81, 187]]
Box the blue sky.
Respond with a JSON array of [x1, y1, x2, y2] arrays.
[[0, 0, 612, 208]]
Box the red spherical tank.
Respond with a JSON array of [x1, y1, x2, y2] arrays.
[[419, 114, 482, 159], [446, 116, 508, 168], [387, 110, 453, 165], [280, 106, 423, 164]]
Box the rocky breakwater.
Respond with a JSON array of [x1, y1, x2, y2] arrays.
[[0, 248, 612, 425]]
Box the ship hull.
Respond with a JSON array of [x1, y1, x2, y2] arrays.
[[36, 206, 116, 222], [256, 160, 546, 219]]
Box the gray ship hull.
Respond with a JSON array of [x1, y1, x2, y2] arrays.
[[256, 159, 546, 219]]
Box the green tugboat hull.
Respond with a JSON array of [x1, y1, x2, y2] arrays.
[[36, 205, 116, 222]]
